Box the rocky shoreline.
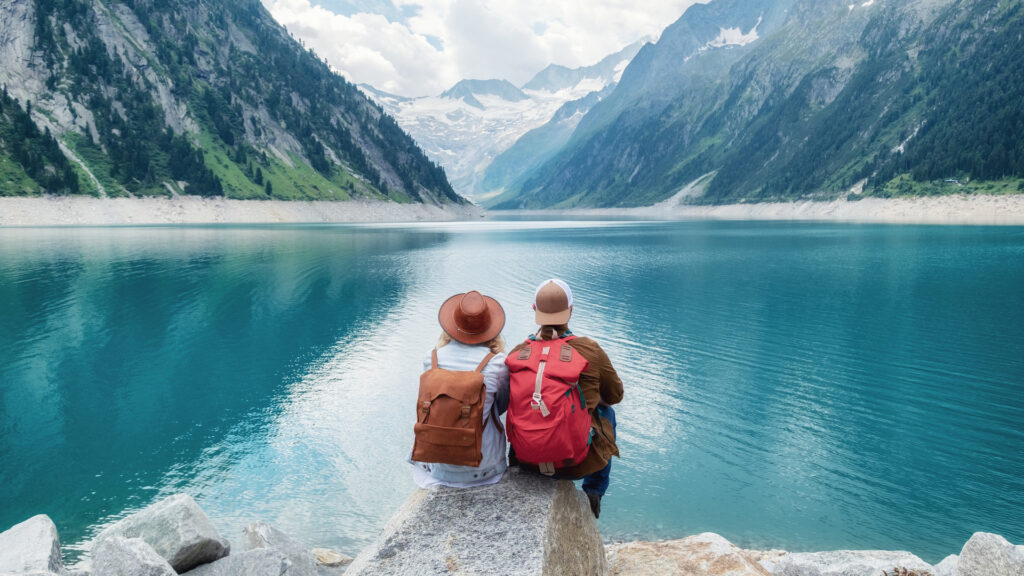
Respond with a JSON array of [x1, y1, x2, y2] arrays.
[[0, 195, 483, 226], [2, 486, 1021, 576]]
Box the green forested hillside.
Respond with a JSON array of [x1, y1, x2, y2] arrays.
[[496, 0, 1024, 209], [1, 0, 461, 204], [0, 87, 79, 195]]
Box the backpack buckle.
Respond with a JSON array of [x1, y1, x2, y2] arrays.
[[531, 392, 543, 408], [421, 401, 431, 415], [460, 405, 471, 418]]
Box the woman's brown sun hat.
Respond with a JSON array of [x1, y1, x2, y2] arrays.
[[438, 290, 505, 345]]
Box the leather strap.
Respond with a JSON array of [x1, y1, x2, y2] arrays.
[[431, 348, 439, 369], [474, 352, 496, 373]]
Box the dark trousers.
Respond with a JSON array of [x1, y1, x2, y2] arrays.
[[582, 405, 616, 496]]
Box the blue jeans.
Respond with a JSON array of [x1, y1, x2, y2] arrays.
[[582, 405, 616, 496]]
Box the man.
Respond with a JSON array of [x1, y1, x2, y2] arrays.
[[506, 279, 623, 518]]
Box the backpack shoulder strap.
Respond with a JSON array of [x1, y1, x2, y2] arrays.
[[431, 348, 439, 369], [490, 402, 505, 435], [474, 352, 496, 373]]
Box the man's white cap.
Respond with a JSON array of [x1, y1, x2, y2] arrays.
[[533, 279, 573, 325]]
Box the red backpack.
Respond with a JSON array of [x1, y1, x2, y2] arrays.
[[504, 335, 590, 475]]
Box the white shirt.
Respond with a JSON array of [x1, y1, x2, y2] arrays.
[[410, 340, 510, 488]]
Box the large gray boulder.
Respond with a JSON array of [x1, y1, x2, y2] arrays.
[[958, 532, 1024, 576], [91, 536, 176, 576], [94, 493, 229, 573], [243, 522, 318, 576], [0, 514, 63, 574], [758, 549, 932, 576], [932, 554, 958, 576], [344, 467, 606, 576], [182, 548, 290, 576], [607, 533, 771, 575]]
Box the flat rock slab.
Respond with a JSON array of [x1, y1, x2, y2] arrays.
[[606, 533, 771, 576], [182, 548, 290, 576], [345, 467, 606, 576], [0, 514, 63, 574], [958, 532, 1024, 576], [759, 549, 932, 576], [95, 493, 229, 573], [92, 536, 176, 576]]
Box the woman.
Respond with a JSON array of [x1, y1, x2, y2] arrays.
[[410, 290, 510, 488]]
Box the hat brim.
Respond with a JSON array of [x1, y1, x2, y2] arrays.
[[534, 308, 571, 326], [438, 293, 506, 345]]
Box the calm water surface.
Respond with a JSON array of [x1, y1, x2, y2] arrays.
[[1, 220, 1022, 563]]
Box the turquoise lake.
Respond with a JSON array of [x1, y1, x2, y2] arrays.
[[1, 220, 1022, 564]]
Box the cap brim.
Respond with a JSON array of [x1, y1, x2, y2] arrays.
[[438, 293, 506, 345], [534, 308, 571, 326]]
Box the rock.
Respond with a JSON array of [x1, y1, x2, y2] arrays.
[[94, 493, 229, 573], [243, 522, 318, 576], [958, 532, 1024, 576], [0, 514, 64, 574], [312, 549, 353, 568], [344, 467, 606, 576], [91, 536, 176, 576], [181, 548, 290, 576], [759, 549, 932, 576], [606, 534, 771, 576], [931, 554, 957, 576]]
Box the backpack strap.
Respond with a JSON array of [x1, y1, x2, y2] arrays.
[[474, 352, 496, 373], [489, 402, 505, 435], [431, 348, 439, 369]]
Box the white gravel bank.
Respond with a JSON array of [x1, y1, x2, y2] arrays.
[[519, 194, 1024, 225], [0, 195, 482, 226]]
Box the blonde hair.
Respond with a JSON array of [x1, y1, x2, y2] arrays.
[[437, 331, 506, 354]]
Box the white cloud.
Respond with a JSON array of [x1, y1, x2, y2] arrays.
[[262, 0, 704, 97]]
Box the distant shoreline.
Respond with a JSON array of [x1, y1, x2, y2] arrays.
[[0, 195, 483, 226], [508, 193, 1024, 226], [2, 193, 1024, 226]]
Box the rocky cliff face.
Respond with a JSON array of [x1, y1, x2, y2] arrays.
[[496, 0, 1024, 209], [0, 0, 461, 204]]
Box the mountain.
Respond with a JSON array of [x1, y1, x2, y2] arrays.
[[0, 0, 462, 204], [495, 0, 1024, 209], [363, 41, 645, 201], [440, 79, 528, 109]]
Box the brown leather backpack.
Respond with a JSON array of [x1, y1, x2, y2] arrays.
[[412, 349, 502, 467]]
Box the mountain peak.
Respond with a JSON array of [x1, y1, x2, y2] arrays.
[[440, 79, 528, 107], [522, 40, 648, 93]]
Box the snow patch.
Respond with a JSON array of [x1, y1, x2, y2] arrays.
[[706, 16, 762, 49]]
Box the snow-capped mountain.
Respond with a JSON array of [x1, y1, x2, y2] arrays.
[[360, 41, 646, 201]]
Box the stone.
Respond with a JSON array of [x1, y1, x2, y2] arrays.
[[181, 548, 290, 576], [931, 554, 957, 576], [606, 534, 771, 576], [91, 536, 176, 576], [344, 467, 606, 576], [312, 549, 353, 568], [758, 549, 932, 576], [0, 514, 63, 574], [958, 532, 1024, 576], [94, 493, 229, 573], [243, 522, 318, 576]]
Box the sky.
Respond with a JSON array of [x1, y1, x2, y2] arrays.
[[262, 0, 704, 97]]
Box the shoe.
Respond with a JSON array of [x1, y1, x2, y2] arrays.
[[586, 492, 602, 519]]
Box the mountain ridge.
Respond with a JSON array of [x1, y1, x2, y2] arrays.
[[0, 0, 463, 205], [494, 0, 1024, 209]]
